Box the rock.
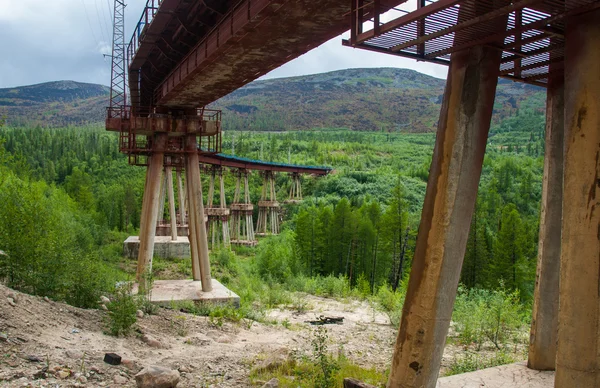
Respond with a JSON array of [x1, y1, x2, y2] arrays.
[[77, 375, 88, 384], [121, 359, 138, 370], [135, 365, 180, 388], [261, 378, 280, 388], [177, 365, 190, 374], [7, 292, 17, 303], [56, 370, 70, 379], [43, 296, 50, 303], [251, 350, 293, 374], [103, 353, 122, 365], [101, 304, 108, 311], [114, 374, 128, 384], [100, 296, 111, 304], [137, 310, 144, 318], [27, 355, 43, 362], [65, 350, 83, 359], [33, 367, 48, 379], [7, 297, 16, 307], [142, 334, 162, 348]]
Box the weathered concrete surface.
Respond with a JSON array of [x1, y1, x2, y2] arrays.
[[136, 134, 167, 286], [131, 279, 240, 307], [165, 166, 178, 241], [555, 8, 600, 387], [124, 236, 190, 259], [436, 362, 554, 388], [387, 19, 505, 388], [185, 135, 211, 290], [528, 65, 563, 371]]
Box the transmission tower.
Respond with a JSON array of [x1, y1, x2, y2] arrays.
[[109, 0, 126, 115]]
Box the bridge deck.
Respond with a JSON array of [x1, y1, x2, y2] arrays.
[[200, 152, 332, 175], [128, 0, 407, 108]]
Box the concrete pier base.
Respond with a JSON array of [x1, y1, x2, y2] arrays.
[[124, 236, 190, 259], [436, 362, 554, 388], [131, 279, 240, 307]]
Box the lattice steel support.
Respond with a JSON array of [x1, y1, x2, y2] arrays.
[[256, 170, 280, 236], [205, 167, 231, 249], [109, 0, 126, 116], [230, 169, 256, 246], [286, 172, 303, 203]]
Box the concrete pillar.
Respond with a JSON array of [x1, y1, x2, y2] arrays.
[[136, 133, 167, 289], [185, 135, 212, 291], [177, 170, 185, 226], [555, 9, 600, 387], [386, 38, 504, 388], [185, 161, 202, 281], [158, 172, 167, 224], [527, 65, 564, 371], [166, 166, 178, 241]]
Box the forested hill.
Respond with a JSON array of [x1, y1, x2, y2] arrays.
[[0, 68, 544, 131], [210, 68, 546, 132], [0, 81, 109, 127]]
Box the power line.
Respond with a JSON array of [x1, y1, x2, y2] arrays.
[[106, 0, 114, 26], [94, 0, 110, 43], [81, 0, 101, 47]]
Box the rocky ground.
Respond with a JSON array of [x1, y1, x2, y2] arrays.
[[0, 284, 522, 387]]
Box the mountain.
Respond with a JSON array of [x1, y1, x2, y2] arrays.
[[209, 68, 545, 132], [0, 68, 544, 131], [0, 81, 109, 127]]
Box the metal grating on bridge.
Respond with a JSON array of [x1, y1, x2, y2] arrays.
[[345, 0, 600, 87]]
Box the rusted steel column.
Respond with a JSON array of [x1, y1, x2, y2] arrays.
[[387, 43, 504, 388], [555, 8, 600, 387], [527, 65, 564, 371], [166, 166, 178, 241], [136, 133, 167, 289], [185, 135, 212, 291]]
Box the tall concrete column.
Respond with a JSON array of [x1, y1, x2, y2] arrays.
[[158, 172, 167, 224], [136, 133, 167, 289], [185, 135, 212, 291], [527, 65, 564, 371], [177, 170, 185, 225], [185, 162, 202, 281], [555, 9, 600, 387], [166, 166, 178, 241], [387, 40, 504, 388]]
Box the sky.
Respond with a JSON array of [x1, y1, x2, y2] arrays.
[[0, 0, 448, 89]]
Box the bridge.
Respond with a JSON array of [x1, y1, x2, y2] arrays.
[[106, 0, 600, 386]]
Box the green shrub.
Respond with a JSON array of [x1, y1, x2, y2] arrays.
[[255, 230, 300, 283], [105, 283, 138, 336], [374, 284, 405, 327], [311, 326, 340, 388], [0, 173, 118, 308], [452, 286, 525, 350]]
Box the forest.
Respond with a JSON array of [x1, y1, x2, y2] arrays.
[[0, 103, 545, 305], [0, 103, 548, 384]]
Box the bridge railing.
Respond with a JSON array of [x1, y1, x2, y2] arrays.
[[127, 0, 162, 68]]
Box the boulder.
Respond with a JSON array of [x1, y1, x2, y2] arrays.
[[261, 378, 280, 387], [135, 366, 180, 388]]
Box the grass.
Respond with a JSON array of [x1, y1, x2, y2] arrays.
[[444, 350, 521, 377], [250, 326, 388, 388]]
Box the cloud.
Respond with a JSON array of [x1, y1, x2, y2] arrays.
[[0, 0, 447, 89]]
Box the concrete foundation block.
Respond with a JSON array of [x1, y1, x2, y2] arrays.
[[124, 236, 190, 259]]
